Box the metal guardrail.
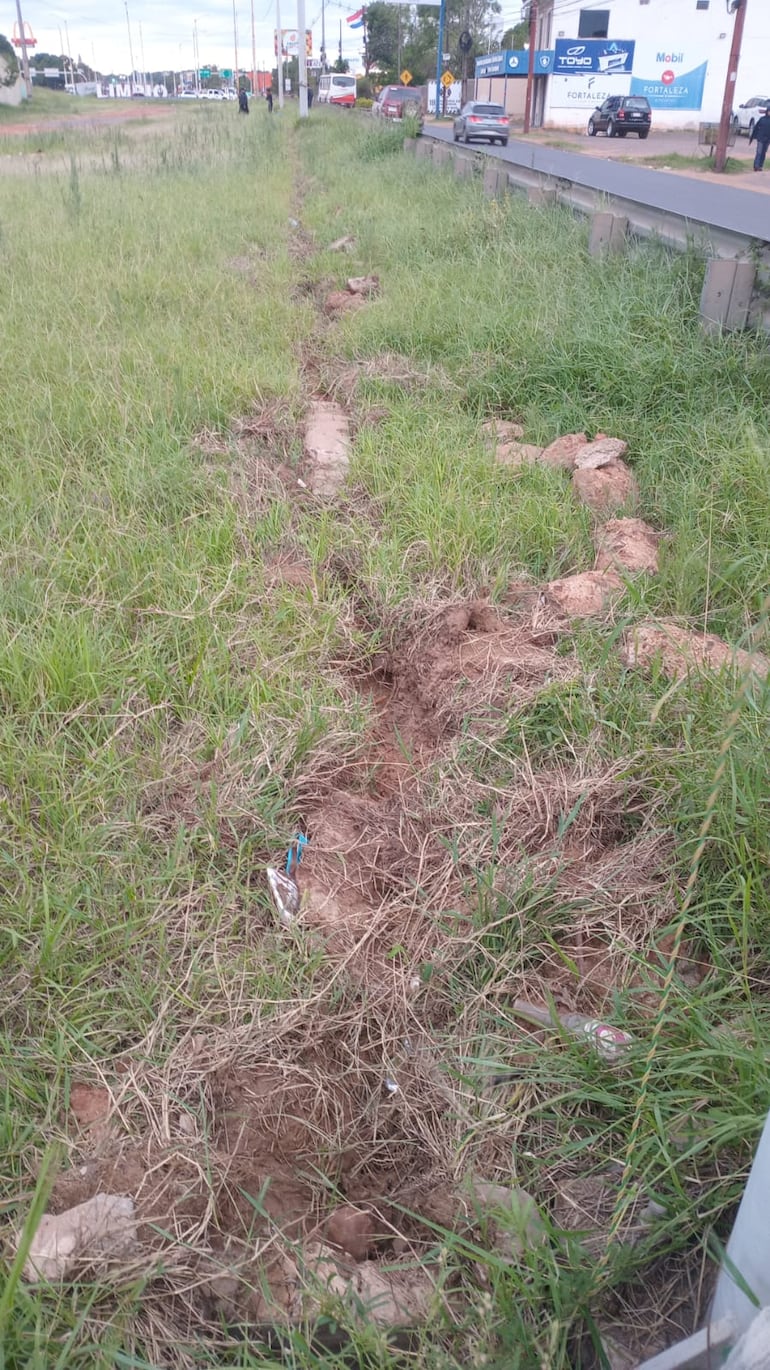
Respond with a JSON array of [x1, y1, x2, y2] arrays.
[[413, 129, 770, 262]]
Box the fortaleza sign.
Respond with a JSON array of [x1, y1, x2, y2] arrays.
[[629, 42, 708, 110], [549, 72, 630, 109]]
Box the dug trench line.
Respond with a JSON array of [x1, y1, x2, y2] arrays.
[[14, 141, 768, 1367]]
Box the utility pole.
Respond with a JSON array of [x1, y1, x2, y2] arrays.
[[232, 0, 239, 92], [297, 0, 308, 115], [276, 0, 285, 107], [193, 19, 199, 93], [320, 0, 326, 71], [139, 20, 146, 93], [434, 0, 446, 117], [250, 0, 257, 94], [715, 0, 747, 173], [523, 0, 537, 134], [14, 0, 32, 95], [125, 1, 136, 90]]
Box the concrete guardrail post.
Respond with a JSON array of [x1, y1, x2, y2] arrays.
[[403, 137, 417, 155], [434, 143, 451, 168], [588, 211, 629, 256], [453, 152, 472, 178], [699, 259, 756, 334], [483, 164, 503, 197], [415, 139, 430, 161]]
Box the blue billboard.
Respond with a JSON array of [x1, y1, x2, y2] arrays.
[[475, 49, 554, 78], [553, 39, 635, 76], [630, 61, 708, 111]]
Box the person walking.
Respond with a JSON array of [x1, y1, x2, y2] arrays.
[[266, 88, 273, 113], [238, 88, 249, 114], [749, 107, 770, 171], [307, 86, 313, 111]]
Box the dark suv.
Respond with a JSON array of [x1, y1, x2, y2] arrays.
[[587, 95, 651, 139]]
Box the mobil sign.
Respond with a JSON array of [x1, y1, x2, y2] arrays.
[[630, 42, 708, 110], [553, 39, 635, 76]]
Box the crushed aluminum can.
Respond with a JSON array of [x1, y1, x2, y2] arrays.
[[266, 867, 300, 925]]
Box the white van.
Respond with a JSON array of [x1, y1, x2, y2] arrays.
[[317, 73, 357, 106]]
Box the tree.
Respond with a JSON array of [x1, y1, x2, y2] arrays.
[[365, 2, 399, 77], [501, 21, 529, 49], [0, 33, 19, 87], [332, 56, 349, 73]]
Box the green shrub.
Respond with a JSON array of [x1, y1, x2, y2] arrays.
[[356, 97, 373, 109], [0, 32, 20, 87]]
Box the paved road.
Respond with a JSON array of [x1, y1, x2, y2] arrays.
[[427, 124, 770, 243]]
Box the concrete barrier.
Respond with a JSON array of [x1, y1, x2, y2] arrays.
[[588, 211, 629, 256]]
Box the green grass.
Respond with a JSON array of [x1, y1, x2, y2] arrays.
[[1, 104, 770, 1369], [620, 150, 753, 174]]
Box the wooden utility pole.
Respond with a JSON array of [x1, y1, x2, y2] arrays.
[[14, 0, 32, 94], [523, 0, 537, 135], [715, 0, 747, 173]]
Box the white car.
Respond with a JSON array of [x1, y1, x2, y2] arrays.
[[207, 88, 226, 101], [178, 90, 199, 99], [735, 97, 770, 137]]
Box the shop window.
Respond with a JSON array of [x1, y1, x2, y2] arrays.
[[578, 9, 610, 37]]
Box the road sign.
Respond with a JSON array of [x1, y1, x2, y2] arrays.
[[458, 30, 472, 53], [200, 68, 211, 79], [400, 68, 412, 85], [441, 70, 454, 88]]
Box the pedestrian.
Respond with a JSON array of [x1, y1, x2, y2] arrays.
[[749, 106, 770, 171], [266, 88, 273, 113], [307, 86, 313, 111], [238, 89, 249, 114]]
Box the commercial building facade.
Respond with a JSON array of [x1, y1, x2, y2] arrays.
[[475, 0, 770, 132]]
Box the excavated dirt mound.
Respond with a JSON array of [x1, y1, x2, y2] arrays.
[[622, 620, 769, 682], [594, 518, 661, 576]]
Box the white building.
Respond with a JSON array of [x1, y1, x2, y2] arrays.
[[477, 0, 770, 132]]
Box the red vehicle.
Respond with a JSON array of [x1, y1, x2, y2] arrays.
[[373, 85, 425, 125]]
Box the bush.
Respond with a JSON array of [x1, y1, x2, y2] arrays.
[[356, 97, 373, 109], [0, 32, 20, 87]]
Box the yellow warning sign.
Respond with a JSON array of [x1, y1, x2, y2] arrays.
[[400, 69, 412, 85], [441, 70, 455, 88]]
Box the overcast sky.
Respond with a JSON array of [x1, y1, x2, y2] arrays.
[[14, 0, 366, 75]]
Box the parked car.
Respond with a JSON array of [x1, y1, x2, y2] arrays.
[[178, 89, 199, 99], [373, 85, 424, 125], [206, 88, 226, 101], [735, 97, 770, 137], [453, 101, 509, 147], [587, 95, 651, 139]]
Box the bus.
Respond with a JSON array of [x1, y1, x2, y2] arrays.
[[317, 73, 357, 106]]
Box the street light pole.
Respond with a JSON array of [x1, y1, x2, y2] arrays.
[[434, 0, 446, 117], [125, 1, 136, 90], [714, 0, 747, 173], [276, 0, 284, 107], [297, 0, 308, 116]]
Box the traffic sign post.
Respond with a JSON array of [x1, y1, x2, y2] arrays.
[[440, 70, 454, 87]]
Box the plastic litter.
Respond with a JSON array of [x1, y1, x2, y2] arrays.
[[383, 1077, 400, 1095], [266, 867, 301, 925], [286, 833, 308, 876], [512, 998, 635, 1062]]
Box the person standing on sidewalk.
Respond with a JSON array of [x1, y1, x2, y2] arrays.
[[266, 88, 273, 113], [749, 107, 770, 171]]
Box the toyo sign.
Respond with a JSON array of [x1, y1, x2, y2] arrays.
[[553, 39, 635, 76]]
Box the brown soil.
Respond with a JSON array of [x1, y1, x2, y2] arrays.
[[539, 433, 589, 469], [621, 619, 769, 681], [594, 518, 661, 575], [545, 570, 623, 619], [572, 458, 640, 516]]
